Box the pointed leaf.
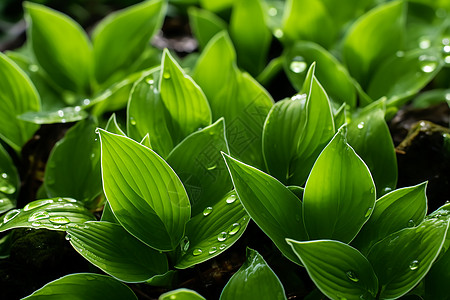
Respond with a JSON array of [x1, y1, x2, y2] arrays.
[[220, 248, 287, 300], [68, 221, 168, 283], [0, 52, 40, 151], [175, 191, 249, 269], [303, 127, 376, 242], [160, 289, 206, 300], [92, 0, 166, 84], [188, 7, 226, 51], [105, 113, 126, 136], [160, 50, 212, 145], [22, 273, 137, 300], [287, 239, 378, 300], [18, 106, 88, 124], [98, 129, 190, 251], [367, 218, 449, 299], [0, 198, 95, 233], [101, 201, 119, 224], [0, 143, 19, 213], [223, 153, 307, 264], [24, 2, 92, 93]]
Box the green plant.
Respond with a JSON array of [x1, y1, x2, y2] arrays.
[[0, 0, 449, 299]]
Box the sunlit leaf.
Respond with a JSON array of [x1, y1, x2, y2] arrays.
[[105, 113, 126, 136], [18, 106, 88, 124], [159, 289, 206, 300]]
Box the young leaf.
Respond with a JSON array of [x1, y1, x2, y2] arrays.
[[303, 126, 376, 243], [287, 239, 378, 300], [0, 52, 40, 151], [175, 191, 249, 269], [98, 129, 190, 251], [160, 289, 206, 300], [167, 118, 232, 215], [45, 118, 102, 206], [367, 218, 449, 299], [0, 143, 19, 214], [68, 221, 168, 283], [127, 71, 173, 157], [223, 153, 307, 265], [22, 273, 137, 300], [342, 0, 405, 86], [160, 50, 212, 145], [92, 0, 166, 84], [352, 183, 428, 254], [0, 198, 95, 233], [24, 2, 92, 93], [188, 7, 226, 51], [220, 248, 287, 300]]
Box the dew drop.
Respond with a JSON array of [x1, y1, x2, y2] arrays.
[[419, 38, 431, 49], [3, 209, 20, 223], [146, 78, 154, 85], [217, 231, 227, 242], [28, 211, 50, 222], [346, 270, 359, 282], [228, 223, 241, 236], [74, 106, 81, 112], [181, 236, 190, 252], [291, 93, 307, 101], [0, 180, 15, 194], [407, 219, 416, 227], [273, 28, 284, 38], [49, 216, 70, 225], [396, 51, 405, 57], [65, 233, 71, 241], [226, 194, 237, 204], [202, 207, 213, 216], [289, 56, 307, 74], [1, 173, 6, 179], [364, 207, 373, 218], [29, 64, 39, 72], [24, 199, 54, 211], [163, 72, 171, 79], [130, 117, 137, 126], [382, 187, 392, 194], [268, 7, 277, 16], [357, 122, 365, 129], [409, 260, 419, 270], [57, 110, 64, 117], [192, 248, 203, 256], [219, 244, 226, 250], [208, 246, 217, 254], [83, 99, 91, 106], [419, 55, 438, 73], [31, 221, 42, 227]]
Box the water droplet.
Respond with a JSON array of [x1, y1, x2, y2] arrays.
[[346, 270, 359, 282], [32, 221, 41, 227], [289, 56, 307, 74], [203, 207, 213, 216], [273, 28, 284, 38], [65, 233, 71, 241], [3, 209, 20, 223], [444, 55, 450, 65], [163, 72, 171, 79], [409, 260, 419, 270], [146, 78, 154, 85], [181, 236, 190, 252], [443, 45, 450, 54], [364, 207, 373, 218], [419, 38, 431, 49], [268, 7, 277, 16], [74, 106, 81, 112], [219, 244, 226, 250], [1, 173, 6, 179], [83, 99, 91, 106], [228, 223, 241, 235], [206, 164, 217, 171], [357, 122, 365, 129], [419, 55, 438, 73], [217, 231, 227, 242], [0, 179, 15, 194], [28, 211, 50, 222], [208, 246, 217, 254], [382, 187, 392, 194], [29, 64, 39, 72], [291, 93, 307, 101], [24, 199, 54, 211], [407, 219, 416, 227], [49, 216, 70, 225], [130, 117, 137, 126], [226, 194, 237, 204], [192, 248, 203, 256], [61, 118, 67, 123], [396, 51, 405, 57], [57, 110, 64, 117]]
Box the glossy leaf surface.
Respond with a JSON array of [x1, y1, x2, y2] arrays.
[[159, 289, 206, 300], [18, 106, 88, 124], [0, 144, 19, 213]]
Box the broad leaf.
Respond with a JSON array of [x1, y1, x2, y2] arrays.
[[18, 106, 88, 124], [175, 191, 249, 269], [342, 0, 405, 87], [98, 129, 190, 251], [223, 153, 307, 264], [159, 289, 206, 300], [167, 118, 232, 215], [22, 273, 137, 300], [288, 239, 378, 300], [367, 218, 449, 299], [220, 248, 287, 300], [160, 49, 212, 145], [0, 143, 19, 213], [0, 198, 95, 232], [303, 126, 376, 242], [45, 118, 102, 207], [24, 2, 92, 93], [0, 52, 40, 151], [68, 221, 168, 283], [352, 183, 428, 254], [92, 0, 166, 84], [188, 7, 226, 51]]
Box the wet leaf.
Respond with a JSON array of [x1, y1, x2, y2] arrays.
[[0, 143, 19, 214]]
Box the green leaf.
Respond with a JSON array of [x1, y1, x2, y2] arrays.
[[101, 201, 118, 223], [188, 7, 226, 51], [0, 143, 19, 214], [425, 237, 450, 299], [220, 248, 287, 300], [105, 113, 126, 136], [230, 0, 272, 75], [223, 153, 307, 265], [0, 52, 40, 151], [367, 49, 444, 106], [127, 70, 174, 157], [303, 126, 376, 242], [18, 106, 88, 124], [24, 2, 92, 93], [175, 191, 249, 269], [367, 218, 449, 299], [0, 198, 95, 233], [352, 182, 428, 254], [68, 221, 168, 283], [92, 0, 166, 84], [167, 118, 232, 215], [199, 0, 234, 12], [45, 118, 102, 206], [98, 129, 190, 251], [160, 49, 212, 145], [283, 41, 356, 108], [287, 239, 378, 300], [342, 0, 405, 87], [347, 102, 397, 196], [281, 0, 335, 47], [22, 273, 137, 300], [159, 288, 206, 300]]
